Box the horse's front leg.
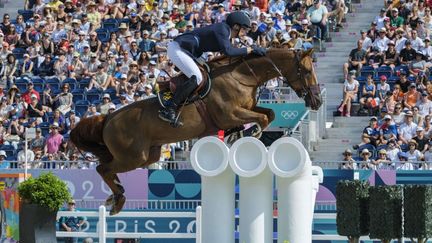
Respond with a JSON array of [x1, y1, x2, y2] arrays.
[[232, 107, 270, 130], [252, 106, 275, 129]]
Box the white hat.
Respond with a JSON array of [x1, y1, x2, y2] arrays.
[[144, 84, 153, 90], [0, 150, 6, 157], [31, 94, 37, 99], [361, 148, 372, 156], [384, 114, 392, 120], [417, 126, 424, 132], [285, 20, 292, 25], [301, 19, 309, 25], [120, 74, 127, 79], [149, 60, 157, 65], [51, 122, 59, 127], [103, 93, 111, 99], [109, 104, 116, 109]]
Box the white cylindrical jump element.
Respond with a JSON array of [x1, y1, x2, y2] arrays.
[[268, 137, 312, 243], [229, 137, 273, 243], [191, 136, 235, 243]]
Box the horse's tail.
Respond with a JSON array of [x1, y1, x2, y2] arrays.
[[70, 115, 113, 163]]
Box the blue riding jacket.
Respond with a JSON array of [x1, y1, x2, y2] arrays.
[[174, 22, 248, 58]]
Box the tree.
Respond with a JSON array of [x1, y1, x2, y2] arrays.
[[404, 185, 432, 243]]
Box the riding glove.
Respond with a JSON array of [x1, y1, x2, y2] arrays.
[[252, 46, 267, 56]]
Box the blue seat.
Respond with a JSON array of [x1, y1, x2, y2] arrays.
[[46, 79, 60, 93], [112, 98, 120, 105], [102, 19, 119, 31], [388, 76, 400, 83], [96, 28, 109, 43], [360, 66, 375, 78], [394, 65, 409, 74], [12, 48, 26, 60], [92, 100, 102, 106], [376, 66, 392, 78], [85, 89, 101, 103], [14, 77, 30, 92], [75, 100, 90, 117], [38, 122, 50, 137], [31, 77, 45, 92], [105, 88, 117, 100], [79, 78, 91, 89], [63, 78, 78, 90], [356, 76, 367, 83], [17, 9, 34, 22], [72, 89, 85, 103]]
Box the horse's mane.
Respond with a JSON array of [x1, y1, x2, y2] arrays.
[[208, 48, 297, 70]]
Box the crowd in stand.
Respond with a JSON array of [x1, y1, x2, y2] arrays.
[[0, 0, 347, 169], [336, 0, 432, 170]]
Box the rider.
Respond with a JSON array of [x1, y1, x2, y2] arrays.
[[158, 11, 267, 125]]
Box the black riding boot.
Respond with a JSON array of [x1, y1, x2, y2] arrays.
[[158, 76, 198, 126]]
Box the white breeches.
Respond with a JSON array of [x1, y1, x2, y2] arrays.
[[167, 41, 203, 85]]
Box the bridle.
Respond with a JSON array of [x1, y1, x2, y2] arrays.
[[241, 49, 321, 108]]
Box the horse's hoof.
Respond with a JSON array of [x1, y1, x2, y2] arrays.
[[109, 194, 126, 216], [105, 194, 115, 207]]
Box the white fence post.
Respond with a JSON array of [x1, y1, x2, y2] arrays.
[[195, 206, 202, 243], [98, 205, 106, 243]]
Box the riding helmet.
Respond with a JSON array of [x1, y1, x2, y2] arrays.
[[226, 11, 251, 29]]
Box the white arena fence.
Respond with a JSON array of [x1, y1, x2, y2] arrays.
[[56, 208, 408, 242]]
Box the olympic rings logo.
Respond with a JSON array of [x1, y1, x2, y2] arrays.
[[281, 110, 299, 120]]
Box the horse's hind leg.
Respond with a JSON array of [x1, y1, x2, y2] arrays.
[[96, 164, 126, 215]]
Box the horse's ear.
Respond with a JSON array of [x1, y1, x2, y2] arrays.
[[302, 48, 314, 58]]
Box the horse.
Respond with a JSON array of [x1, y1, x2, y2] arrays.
[[70, 47, 322, 215]]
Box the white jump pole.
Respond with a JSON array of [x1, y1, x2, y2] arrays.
[[190, 137, 235, 243], [268, 137, 312, 243], [229, 137, 273, 243]]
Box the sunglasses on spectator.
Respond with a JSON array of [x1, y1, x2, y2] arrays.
[[395, 107, 401, 109]]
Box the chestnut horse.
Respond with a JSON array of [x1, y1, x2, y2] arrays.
[[70, 48, 321, 215]]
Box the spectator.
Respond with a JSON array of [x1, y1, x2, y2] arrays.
[[340, 149, 357, 169], [359, 148, 373, 169], [399, 40, 417, 65], [399, 110, 418, 145], [307, 0, 328, 40], [4, 115, 23, 149], [54, 83, 73, 115], [418, 91, 432, 116], [44, 122, 63, 155], [65, 110, 80, 132], [98, 94, 114, 115], [372, 28, 389, 53], [395, 28, 407, 53], [386, 139, 401, 161], [338, 70, 359, 117], [404, 83, 420, 109], [413, 126, 429, 153], [141, 84, 156, 100], [396, 151, 414, 170], [412, 106, 424, 125], [396, 71, 410, 93], [383, 41, 398, 68], [343, 40, 367, 79], [0, 150, 9, 168], [84, 104, 100, 118], [406, 139, 423, 162], [30, 128, 46, 153], [353, 116, 380, 149], [59, 199, 84, 243], [359, 75, 378, 112], [375, 149, 393, 169], [390, 8, 405, 27], [379, 114, 399, 145], [26, 93, 45, 123], [374, 8, 387, 30]]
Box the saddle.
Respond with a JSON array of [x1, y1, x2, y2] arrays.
[[157, 63, 218, 136], [157, 63, 212, 109]]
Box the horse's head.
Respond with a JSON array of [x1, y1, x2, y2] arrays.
[[276, 49, 322, 110]]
